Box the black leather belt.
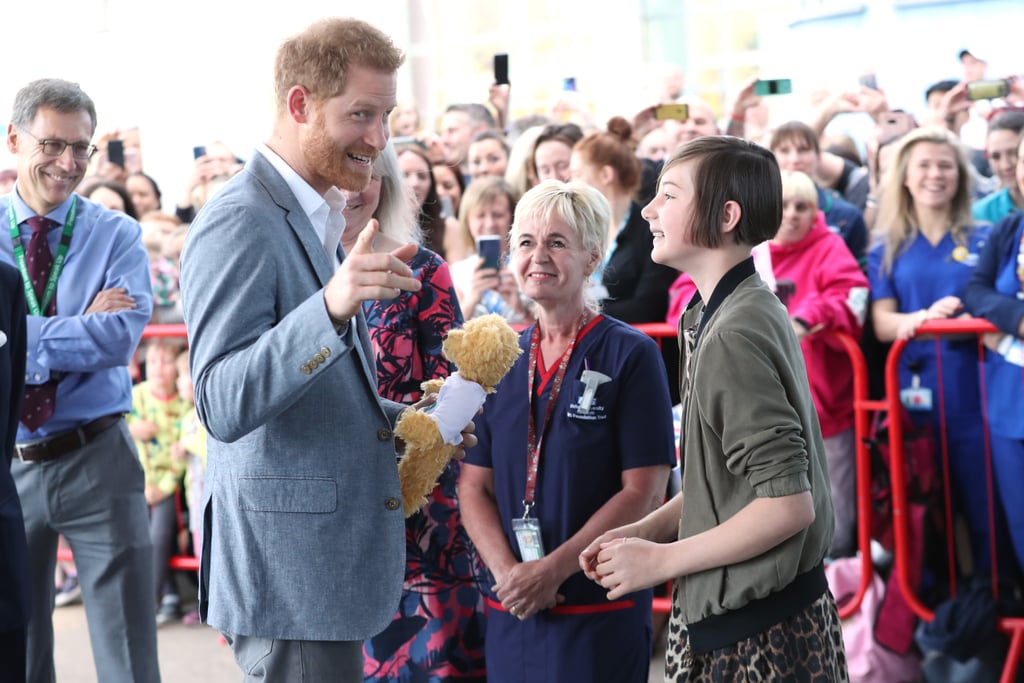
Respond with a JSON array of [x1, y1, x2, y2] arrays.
[[15, 414, 124, 463]]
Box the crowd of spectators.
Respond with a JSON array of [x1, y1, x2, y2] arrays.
[[7, 40, 1024, 681]]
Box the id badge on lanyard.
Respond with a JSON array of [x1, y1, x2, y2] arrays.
[[512, 516, 545, 561], [900, 372, 933, 411]]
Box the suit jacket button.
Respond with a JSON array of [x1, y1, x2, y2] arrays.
[[385, 497, 400, 511], [377, 428, 392, 441], [321, 346, 332, 358], [314, 353, 325, 363], [300, 363, 312, 375], [309, 358, 320, 369]]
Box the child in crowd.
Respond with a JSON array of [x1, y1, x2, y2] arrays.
[[127, 338, 191, 626], [581, 136, 847, 680], [139, 211, 186, 324], [171, 349, 207, 626]]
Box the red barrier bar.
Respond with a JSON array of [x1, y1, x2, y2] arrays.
[[884, 318, 1023, 682], [632, 322, 677, 350], [141, 323, 187, 340], [128, 322, 883, 626], [636, 323, 677, 616], [884, 318, 998, 620], [828, 330, 886, 620]]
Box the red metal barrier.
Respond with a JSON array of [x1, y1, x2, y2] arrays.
[[884, 318, 1023, 683], [141, 323, 187, 341], [634, 323, 678, 616], [67, 321, 884, 627], [829, 330, 885, 620], [632, 322, 677, 350]]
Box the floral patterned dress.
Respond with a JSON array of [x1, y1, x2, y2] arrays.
[[362, 246, 488, 682]]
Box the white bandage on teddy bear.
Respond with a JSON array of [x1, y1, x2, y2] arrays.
[[427, 372, 487, 445]]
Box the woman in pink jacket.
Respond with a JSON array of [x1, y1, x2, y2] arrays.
[[770, 170, 869, 557]]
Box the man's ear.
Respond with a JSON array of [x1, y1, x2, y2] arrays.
[[7, 125, 19, 155], [721, 200, 742, 236], [287, 86, 313, 124]]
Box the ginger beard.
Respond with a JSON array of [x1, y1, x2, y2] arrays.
[[302, 110, 376, 192]]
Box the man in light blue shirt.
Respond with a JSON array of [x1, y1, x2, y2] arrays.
[[1, 78, 158, 683]]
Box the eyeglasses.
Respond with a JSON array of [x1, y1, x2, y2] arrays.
[[18, 128, 96, 160]]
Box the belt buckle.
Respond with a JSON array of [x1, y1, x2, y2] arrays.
[[74, 426, 89, 450]]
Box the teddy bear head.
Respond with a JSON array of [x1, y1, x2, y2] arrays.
[[442, 313, 523, 392]]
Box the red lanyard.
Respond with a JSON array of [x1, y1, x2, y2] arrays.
[[523, 312, 589, 517]]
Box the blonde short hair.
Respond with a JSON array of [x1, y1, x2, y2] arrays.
[[780, 170, 818, 208], [510, 180, 609, 311]]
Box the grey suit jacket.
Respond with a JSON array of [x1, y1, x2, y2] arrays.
[[179, 151, 406, 641]]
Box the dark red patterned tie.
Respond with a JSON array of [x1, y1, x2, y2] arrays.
[[20, 216, 58, 431]]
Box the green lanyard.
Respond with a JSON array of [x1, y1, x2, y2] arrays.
[[7, 196, 78, 316]]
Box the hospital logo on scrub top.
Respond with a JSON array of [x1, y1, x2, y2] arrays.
[[951, 244, 980, 267], [568, 368, 611, 421]]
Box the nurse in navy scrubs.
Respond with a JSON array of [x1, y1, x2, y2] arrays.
[[459, 179, 675, 683]]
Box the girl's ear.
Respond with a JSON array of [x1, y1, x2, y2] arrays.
[[721, 200, 741, 235]]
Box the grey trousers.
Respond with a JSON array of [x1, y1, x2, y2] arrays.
[[824, 427, 857, 558], [224, 633, 363, 682], [149, 494, 179, 603], [13, 420, 160, 683]]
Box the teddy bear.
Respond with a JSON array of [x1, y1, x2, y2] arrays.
[[396, 313, 523, 516]]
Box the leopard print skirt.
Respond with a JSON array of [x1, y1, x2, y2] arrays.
[[664, 587, 848, 682]]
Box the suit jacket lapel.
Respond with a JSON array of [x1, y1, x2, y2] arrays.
[[248, 153, 335, 287]]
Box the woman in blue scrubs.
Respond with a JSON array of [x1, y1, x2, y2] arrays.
[[867, 126, 999, 576]]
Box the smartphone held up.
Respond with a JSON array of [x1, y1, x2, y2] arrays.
[[107, 139, 125, 168], [966, 79, 1010, 101], [754, 79, 793, 96], [879, 111, 915, 139], [476, 235, 503, 271], [493, 53, 509, 86], [858, 73, 879, 91], [654, 103, 689, 121]]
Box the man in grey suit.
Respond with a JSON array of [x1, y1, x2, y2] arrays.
[[180, 17, 474, 682]]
